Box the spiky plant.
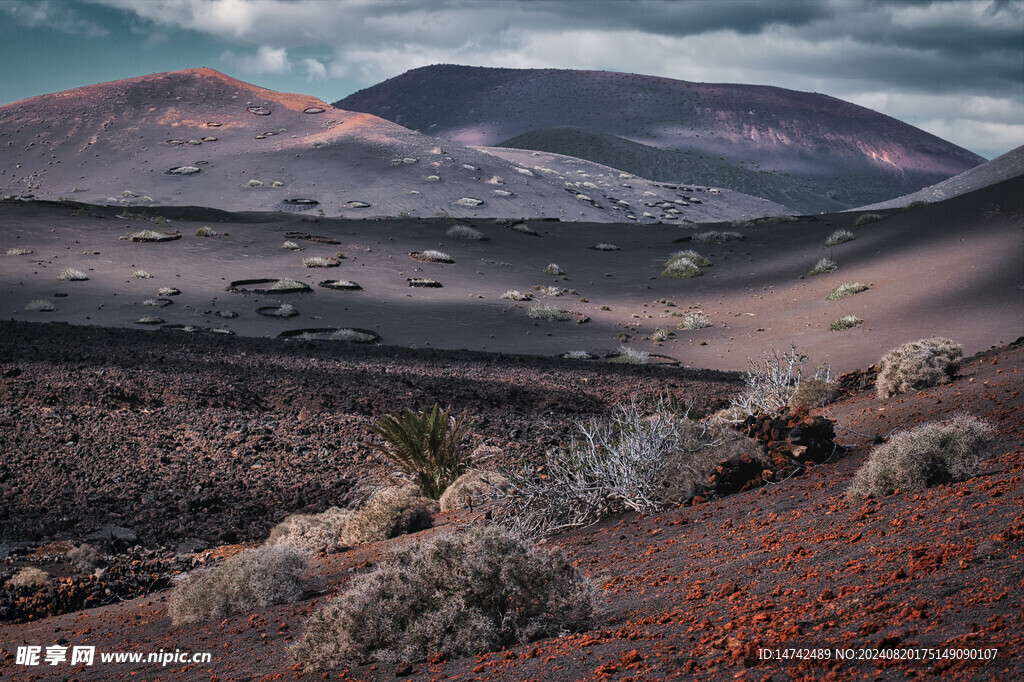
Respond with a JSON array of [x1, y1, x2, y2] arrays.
[[369, 405, 473, 500]]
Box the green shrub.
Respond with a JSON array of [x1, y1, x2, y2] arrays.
[[195, 226, 215, 237], [168, 546, 308, 625], [829, 315, 861, 331], [292, 527, 599, 669], [327, 329, 375, 342], [246, 179, 264, 188], [827, 282, 868, 300], [825, 229, 855, 246], [500, 290, 532, 301], [652, 327, 671, 342], [876, 337, 964, 398], [853, 213, 884, 227], [808, 257, 837, 276], [528, 304, 570, 321], [543, 263, 563, 275], [903, 200, 929, 210], [369, 405, 473, 499], [788, 377, 838, 410], [765, 214, 797, 224], [438, 469, 510, 512], [848, 416, 994, 498], [341, 486, 435, 545]]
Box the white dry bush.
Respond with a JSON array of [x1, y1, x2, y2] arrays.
[[24, 299, 55, 312], [56, 268, 88, 281], [131, 270, 153, 279], [693, 231, 744, 244], [270, 278, 305, 290], [267, 507, 353, 554], [876, 337, 964, 398], [848, 415, 995, 498], [543, 263, 563, 276], [527, 304, 570, 322], [6, 567, 49, 589], [6, 247, 33, 256], [302, 256, 334, 268], [417, 249, 451, 263], [446, 225, 485, 240], [828, 282, 868, 300], [729, 346, 831, 418], [438, 469, 510, 512], [281, 241, 301, 250], [246, 179, 264, 188], [592, 243, 620, 251], [612, 345, 649, 365], [292, 527, 600, 669], [679, 312, 711, 330], [340, 486, 436, 546], [501, 397, 762, 537], [501, 290, 532, 301], [808, 257, 837, 276], [168, 545, 308, 625], [825, 229, 855, 246], [563, 350, 592, 360]]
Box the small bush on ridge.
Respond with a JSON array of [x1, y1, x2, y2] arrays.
[[848, 415, 994, 498], [341, 486, 435, 546], [876, 337, 963, 398], [438, 469, 511, 512], [292, 527, 600, 669], [168, 545, 307, 625]]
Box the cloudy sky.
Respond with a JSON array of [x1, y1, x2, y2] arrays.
[[1, 0, 1021, 159]]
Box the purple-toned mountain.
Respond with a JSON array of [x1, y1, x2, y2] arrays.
[[0, 68, 788, 222], [336, 65, 985, 213]]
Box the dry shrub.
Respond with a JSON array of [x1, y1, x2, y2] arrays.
[[168, 545, 308, 625], [341, 486, 435, 546], [848, 415, 995, 498], [501, 397, 763, 537], [6, 567, 49, 589], [876, 337, 963, 398], [788, 377, 838, 410], [292, 527, 600, 669], [67, 544, 102, 573], [267, 507, 353, 554], [439, 469, 510, 512]]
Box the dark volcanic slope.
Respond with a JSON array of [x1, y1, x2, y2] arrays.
[[336, 64, 984, 213], [0, 68, 785, 223], [856, 144, 1024, 210]]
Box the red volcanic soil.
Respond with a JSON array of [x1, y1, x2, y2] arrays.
[[335, 65, 985, 212], [0, 327, 1021, 681]]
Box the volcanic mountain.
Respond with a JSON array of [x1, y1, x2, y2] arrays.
[[855, 144, 1024, 210], [335, 64, 985, 213], [0, 68, 787, 222]]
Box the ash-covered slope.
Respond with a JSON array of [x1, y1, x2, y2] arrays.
[[336, 64, 984, 213], [0, 68, 787, 222], [854, 144, 1024, 211]]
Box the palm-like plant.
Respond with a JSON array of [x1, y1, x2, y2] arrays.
[[369, 405, 473, 499]]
